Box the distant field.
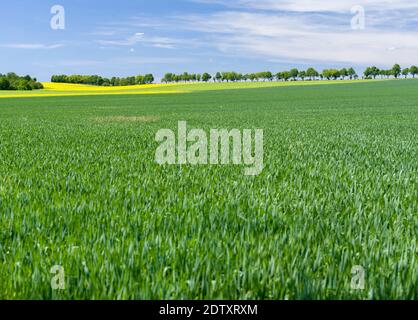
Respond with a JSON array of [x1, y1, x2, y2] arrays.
[[0, 80, 416, 299], [0, 79, 386, 98]]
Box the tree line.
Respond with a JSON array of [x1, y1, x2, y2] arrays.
[[0, 73, 44, 91], [162, 72, 213, 83], [162, 64, 418, 83], [3, 64, 417, 91], [51, 74, 155, 86], [364, 64, 418, 79], [161, 69, 356, 83], [48, 64, 418, 87]]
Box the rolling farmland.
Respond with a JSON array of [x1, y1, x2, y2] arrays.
[[0, 79, 417, 299]]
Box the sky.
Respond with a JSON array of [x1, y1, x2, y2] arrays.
[[1, 0, 418, 81]]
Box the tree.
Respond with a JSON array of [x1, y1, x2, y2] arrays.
[[221, 72, 229, 82], [51, 73, 154, 86], [215, 72, 222, 82], [127, 76, 136, 85], [1, 73, 43, 91], [402, 68, 410, 79], [290, 68, 299, 80], [364, 66, 380, 79], [391, 64, 401, 78], [332, 69, 341, 80], [162, 73, 174, 83], [371, 66, 380, 79], [364, 67, 372, 79], [348, 68, 357, 80], [298, 70, 307, 81], [380, 69, 391, 79], [7, 73, 18, 82], [378, 69, 385, 79], [409, 66, 418, 78], [144, 74, 154, 84], [32, 82, 44, 90], [0, 77, 10, 90], [202, 73, 212, 82], [306, 67, 319, 80], [15, 79, 32, 90], [111, 77, 119, 86], [136, 75, 145, 84], [265, 71, 273, 81], [339, 68, 348, 80], [322, 69, 340, 80], [182, 72, 190, 82], [119, 78, 129, 86], [220, 71, 241, 82], [281, 71, 291, 81], [322, 70, 331, 80], [248, 73, 257, 82]]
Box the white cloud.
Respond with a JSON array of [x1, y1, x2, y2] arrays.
[[95, 1, 418, 67], [151, 43, 175, 49], [96, 33, 144, 46], [32, 60, 102, 67], [192, 0, 418, 12], [142, 37, 180, 49], [173, 9, 418, 66], [2, 43, 64, 49], [110, 56, 194, 65], [96, 31, 195, 50]]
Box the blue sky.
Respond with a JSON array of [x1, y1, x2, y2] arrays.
[[1, 0, 418, 81]]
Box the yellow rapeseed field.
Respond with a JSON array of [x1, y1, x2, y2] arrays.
[[42, 82, 178, 91], [0, 79, 386, 98], [0, 82, 187, 98]]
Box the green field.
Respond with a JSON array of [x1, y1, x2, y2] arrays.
[[0, 80, 416, 299]]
